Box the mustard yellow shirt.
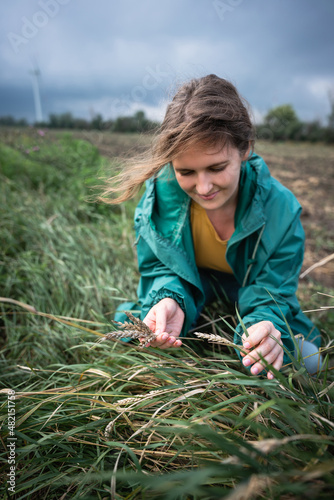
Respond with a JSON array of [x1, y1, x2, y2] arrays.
[[190, 201, 233, 274]]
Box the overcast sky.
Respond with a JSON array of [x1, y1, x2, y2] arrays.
[[1, 0, 334, 124]]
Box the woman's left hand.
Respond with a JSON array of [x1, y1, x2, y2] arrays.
[[240, 321, 283, 379]]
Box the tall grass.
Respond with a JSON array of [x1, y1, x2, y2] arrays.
[[0, 129, 138, 365], [0, 129, 333, 499]]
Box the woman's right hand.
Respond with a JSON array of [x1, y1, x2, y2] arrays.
[[143, 298, 185, 349]]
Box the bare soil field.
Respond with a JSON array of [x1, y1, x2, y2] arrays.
[[255, 141, 334, 287]]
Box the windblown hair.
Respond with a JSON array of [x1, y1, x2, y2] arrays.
[[100, 74, 255, 204]]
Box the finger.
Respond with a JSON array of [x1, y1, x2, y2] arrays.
[[158, 335, 176, 349], [242, 321, 274, 349], [242, 323, 259, 345], [242, 336, 279, 366], [154, 312, 168, 334], [140, 331, 163, 347], [148, 332, 170, 347], [267, 350, 284, 379], [143, 318, 156, 333], [161, 336, 182, 349], [240, 346, 251, 357], [154, 335, 181, 350], [149, 332, 181, 349], [250, 344, 283, 375]]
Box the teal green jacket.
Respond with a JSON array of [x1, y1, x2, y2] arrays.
[[133, 153, 321, 362]]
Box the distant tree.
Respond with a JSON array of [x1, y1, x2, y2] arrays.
[[91, 113, 104, 130], [73, 118, 90, 130], [0, 115, 15, 126], [17, 118, 28, 127], [263, 104, 301, 140], [48, 112, 75, 129], [103, 119, 114, 131], [113, 116, 137, 133], [328, 89, 334, 130], [34, 120, 49, 128], [28, 110, 158, 132], [300, 120, 324, 142], [0, 115, 27, 127], [134, 110, 159, 132], [113, 111, 158, 133], [60, 112, 75, 129], [324, 92, 334, 143], [48, 113, 59, 128]]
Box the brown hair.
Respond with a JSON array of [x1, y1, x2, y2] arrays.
[[100, 74, 255, 204]]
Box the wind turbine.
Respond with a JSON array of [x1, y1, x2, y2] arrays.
[[30, 60, 43, 123]]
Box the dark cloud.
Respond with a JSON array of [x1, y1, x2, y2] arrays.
[[0, 0, 333, 123]]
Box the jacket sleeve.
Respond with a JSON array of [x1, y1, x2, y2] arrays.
[[234, 211, 313, 363], [135, 233, 199, 337]]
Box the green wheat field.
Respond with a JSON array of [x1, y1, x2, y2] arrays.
[[0, 127, 334, 499]]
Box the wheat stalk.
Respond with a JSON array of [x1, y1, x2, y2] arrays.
[[103, 311, 157, 347], [194, 331, 238, 347]]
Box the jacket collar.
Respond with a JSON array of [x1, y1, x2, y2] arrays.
[[233, 153, 271, 240]]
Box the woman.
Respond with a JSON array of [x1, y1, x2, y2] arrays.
[[101, 74, 321, 378]]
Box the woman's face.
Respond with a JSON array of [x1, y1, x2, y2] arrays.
[[173, 144, 248, 214]]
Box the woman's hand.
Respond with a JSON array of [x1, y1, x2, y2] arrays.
[[143, 298, 185, 349], [240, 321, 283, 379]]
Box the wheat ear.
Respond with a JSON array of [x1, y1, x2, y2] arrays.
[[104, 311, 157, 347], [194, 331, 237, 346]]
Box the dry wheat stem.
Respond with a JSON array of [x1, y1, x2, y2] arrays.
[[225, 474, 273, 500], [221, 433, 334, 466], [300, 252, 334, 279], [104, 382, 212, 437]]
